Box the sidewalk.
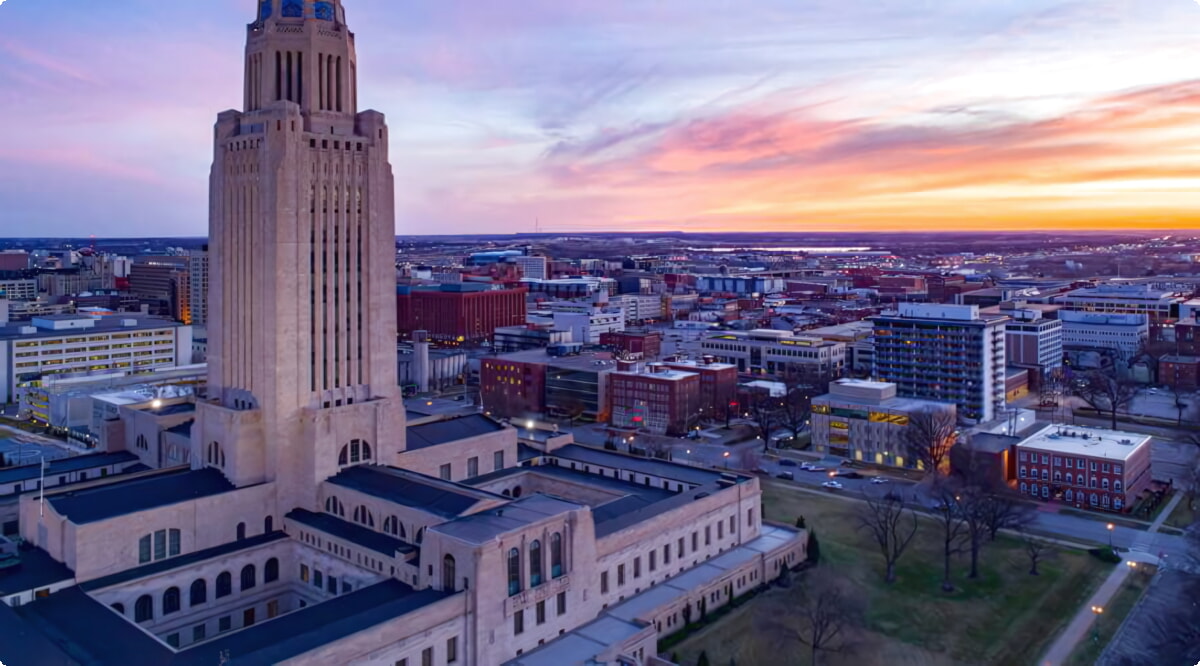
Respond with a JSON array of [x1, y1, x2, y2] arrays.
[[1038, 492, 1184, 666]]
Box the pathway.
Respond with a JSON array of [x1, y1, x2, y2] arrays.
[[1038, 492, 1184, 666]]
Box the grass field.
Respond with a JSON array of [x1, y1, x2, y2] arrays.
[[672, 482, 1112, 666], [1164, 496, 1196, 530], [1063, 565, 1154, 666]]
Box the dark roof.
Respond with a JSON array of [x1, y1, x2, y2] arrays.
[[164, 421, 193, 437], [6, 586, 170, 665], [3, 580, 453, 666], [285, 509, 415, 556], [327, 465, 499, 518], [0, 451, 139, 485], [551, 444, 726, 485], [0, 546, 75, 596], [48, 468, 234, 524], [81, 532, 287, 591], [406, 414, 505, 451], [968, 432, 1020, 454], [433, 494, 582, 545], [0, 602, 79, 666], [144, 403, 196, 417]]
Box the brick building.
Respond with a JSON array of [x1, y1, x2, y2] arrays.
[[660, 359, 739, 423], [479, 357, 547, 419], [608, 366, 701, 436], [1015, 424, 1153, 513], [599, 329, 662, 360], [1159, 354, 1200, 391], [396, 283, 527, 345]]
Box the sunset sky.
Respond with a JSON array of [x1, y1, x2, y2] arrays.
[[3, 0, 1200, 237]]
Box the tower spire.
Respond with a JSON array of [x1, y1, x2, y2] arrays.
[[244, 0, 358, 120]]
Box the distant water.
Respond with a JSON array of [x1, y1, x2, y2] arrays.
[[686, 246, 879, 253]]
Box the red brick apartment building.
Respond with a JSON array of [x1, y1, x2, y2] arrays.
[[479, 357, 546, 419], [396, 283, 526, 345], [661, 359, 739, 423], [1015, 424, 1153, 513], [608, 366, 701, 436]]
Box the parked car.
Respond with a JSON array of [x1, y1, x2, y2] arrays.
[[837, 471, 864, 479], [779, 459, 799, 467], [805, 465, 827, 472], [870, 477, 889, 485], [821, 480, 844, 490], [776, 471, 795, 480]]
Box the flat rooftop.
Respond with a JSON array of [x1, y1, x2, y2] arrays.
[[326, 465, 501, 519], [0, 450, 138, 486], [0, 314, 181, 341], [492, 347, 618, 372], [433, 493, 584, 545], [0, 545, 75, 597], [1017, 424, 1150, 461], [47, 467, 234, 525], [407, 413, 506, 451]]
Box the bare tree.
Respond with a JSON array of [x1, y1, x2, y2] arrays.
[[1170, 383, 1191, 427], [776, 580, 861, 666], [778, 382, 814, 445], [931, 486, 970, 592], [1072, 368, 1139, 430], [745, 390, 780, 452], [902, 407, 958, 484], [1017, 527, 1055, 575], [857, 491, 920, 583], [979, 492, 1036, 542]]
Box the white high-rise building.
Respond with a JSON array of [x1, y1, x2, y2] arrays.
[[513, 255, 547, 280], [872, 303, 1008, 423]]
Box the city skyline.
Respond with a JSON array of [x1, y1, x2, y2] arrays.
[[3, 1, 1200, 237]]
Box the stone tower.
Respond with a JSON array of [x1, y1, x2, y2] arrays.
[[194, 0, 405, 512]]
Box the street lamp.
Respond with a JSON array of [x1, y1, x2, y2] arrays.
[[723, 450, 730, 469], [1090, 605, 1104, 642], [1106, 523, 1114, 549]]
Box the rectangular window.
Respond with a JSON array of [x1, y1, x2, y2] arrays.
[[601, 571, 608, 594], [729, 515, 735, 533], [301, 564, 310, 582], [677, 538, 684, 558], [514, 609, 525, 635], [139, 535, 151, 564], [634, 557, 641, 578], [447, 637, 458, 663], [422, 647, 433, 666], [219, 616, 232, 632], [494, 451, 504, 471], [193, 624, 206, 642], [649, 550, 657, 572], [439, 464, 451, 480], [396, 660, 408, 666], [168, 529, 180, 557], [705, 526, 711, 546], [314, 570, 324, 588], [557, 591, 566, 616], [153, 529, 167, 561], [467, 457, 479, 477], [664, 544, 671, 565], [617, 564, 626, 586], [167, 633, 180, 648], [536, 600, 546, 625], [327, 576, 338, 594], [692, 532, 698, 551]]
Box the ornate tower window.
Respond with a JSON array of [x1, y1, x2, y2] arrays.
[[314, 1, 335, 21], [281, 0, 303, 18]]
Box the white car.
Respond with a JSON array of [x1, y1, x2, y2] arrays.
[[807, 466, 827, 472], [821, 480, 844, 490], [870, 477, 889, 485]]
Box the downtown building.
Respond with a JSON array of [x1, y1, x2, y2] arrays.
[[1015, 424, 1152, 512], [871, 303, 1008, 423], [0, 8, 808, 664], [811, 379, 955, 467], [699, 329, 845, 381], [607, 364, 702, 436], [396, 282, 527, 346]]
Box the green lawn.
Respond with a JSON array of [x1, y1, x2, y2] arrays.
[[1064, 565, 1155, 666], [1164, 496, 1196, 530], [672, 482, 1111, 666]]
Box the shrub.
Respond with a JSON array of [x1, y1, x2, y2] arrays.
[[697, 651, 711, 666], [807, 530, 820, 564], [795, 515, 807, 529], [1088, 547, 1121, 564]]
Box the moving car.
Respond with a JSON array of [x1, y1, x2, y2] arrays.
[[777, 471, 795, 480], [805, 465, 827, 472], [870, 477, 889, 485], [821, 480, 844, 490], [837, 471, 864, 479], [779, 459, 799, 467]]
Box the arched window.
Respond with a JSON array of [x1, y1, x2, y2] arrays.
[[136, 434, 148, 450], [237, 522, 246, 541], [512, 485, 523, 498], [443, 554, 456, 592], [1114, 480, 1123, 492], [241, 564, 257, 591], [384, 515, 402, 536], [324, 496, 345, 517], [216, 572, 232, 598], [399, 522, 407, 539], [162, 587, 181, 615], [265, 558, 279, 583], [338, 439, 374, 466], [416, 527, 424, 544], [111, 602, 125, 615], [264, 516, 274, 533], [529, 540, 543, 587], [190, 579, 207, 606], [1102, 478, 1110, 490], [206, 442, 225, 467], [507, 548, 521, 596], [1065, 489, 1074, 502], [135, 595, 153, 623], [353, 506, 374, 528], [551, 532, 563, 578]]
